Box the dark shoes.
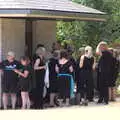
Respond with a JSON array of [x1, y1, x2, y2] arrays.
[[97, 99, 109, 105], [97, 99, 103, 104]]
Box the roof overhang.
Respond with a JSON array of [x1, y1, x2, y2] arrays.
[[0, 9, 106, 22]]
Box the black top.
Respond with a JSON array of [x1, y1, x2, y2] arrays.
[[49, 58, 58, 78], [58, 60, 72, 74], [19, 65, 32, 81], [36, 56, 45, 67], [34, 56, 46, 86], [97, 50, 115, 87], [81, 56, 94, 71], [0, 60, 20, 82], [98, 51, 114, 73], [35, 56, 45, 74]]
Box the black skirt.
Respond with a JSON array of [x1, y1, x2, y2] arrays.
[[18, 79, 30, 92], [58, 75, 71, 99], [78, 70, 94, 92], [2, 79, 18, 93]]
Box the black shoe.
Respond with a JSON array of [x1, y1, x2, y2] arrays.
[[97, 99, 103, 104]]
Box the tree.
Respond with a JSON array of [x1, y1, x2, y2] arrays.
[[57, 0, 120, 50]]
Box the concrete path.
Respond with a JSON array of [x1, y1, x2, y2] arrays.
[[0, 101, 120, 120]]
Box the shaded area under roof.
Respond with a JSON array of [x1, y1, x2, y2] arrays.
[[0, 0, 106, 21]]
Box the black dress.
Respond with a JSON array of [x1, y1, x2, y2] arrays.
[[18, 65, 32, 92], [79, 56, 94, 101], [75, 58, 81, 93], [0, 60, 20, 93], [48, 58, 58, 93], [33, 56, 45, 109], [97, 50, 114, 103], [58, 61, 73, 99], [109, 57, 119, 87]]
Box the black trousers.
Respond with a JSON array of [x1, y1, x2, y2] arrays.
[[99, 86, 109, 103]]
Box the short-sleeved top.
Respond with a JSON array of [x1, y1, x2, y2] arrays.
[[19, 65, 32, 81], [0, 60, 20, 82], [58, 60, 72, 74]]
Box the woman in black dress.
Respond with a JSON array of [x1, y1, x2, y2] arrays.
[[56, 50, 74, 107], [79, 46, 95, 105], [34, 47, 46, 109], [76, 47, 85, 104], [14, 56, 32, 109], [48, 50, 60, 107], [96, 42, 114, 105]]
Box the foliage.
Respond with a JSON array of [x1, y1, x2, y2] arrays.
[[56, 0, 120, 51]]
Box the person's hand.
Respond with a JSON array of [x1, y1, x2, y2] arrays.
[[13, 69, 19, 73]]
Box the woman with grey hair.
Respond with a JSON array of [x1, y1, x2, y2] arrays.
[[33, 47, 46, 109], [0, 51, 20, 109]]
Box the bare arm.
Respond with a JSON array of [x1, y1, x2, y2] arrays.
[[34, 59, 46, 70], [55, 64, 59, 73], [92, 57, 96, 71], [79, 55, 84, 68], [14, 69, 29, 78], [69, 66, 73, 73], [96, 44, 102, 56]]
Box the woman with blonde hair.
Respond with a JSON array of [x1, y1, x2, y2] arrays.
[[96, 42, 114, 105], [79, 46, 96, 105]]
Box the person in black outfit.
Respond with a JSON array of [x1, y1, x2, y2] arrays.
[[0, 51, 20, 109], [33, 47, 46, 109], [108, 48, 119, 101], [96, 42, 114, 105], [56, 50, 74, 107], [76, 47, 85, 104], [48, 50, 60, 107], [14, 56, 32, 109], [79, 46, 95, 105]]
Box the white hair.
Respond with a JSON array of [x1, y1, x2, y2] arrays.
[[36, 47, 46, 56], [96, 41, 108, 55], [85, 46, 93, 58], [7, 51, 15, 57]]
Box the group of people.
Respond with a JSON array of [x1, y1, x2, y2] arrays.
[[0, 41, 119, 109]]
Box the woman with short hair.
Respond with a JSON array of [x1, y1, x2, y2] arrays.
[[0, 51, 20, 109], [56, 50, 74, 107]]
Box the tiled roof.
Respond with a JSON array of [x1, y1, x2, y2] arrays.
[[0, 0, 105, 15]]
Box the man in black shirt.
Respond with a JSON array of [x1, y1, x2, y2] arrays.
[[0, 51, 20, 109]]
